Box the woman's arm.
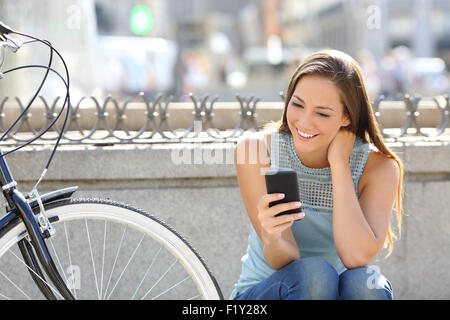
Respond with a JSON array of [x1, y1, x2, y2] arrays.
[[235, 132, 303, 270], [328, 130, 399, 269]]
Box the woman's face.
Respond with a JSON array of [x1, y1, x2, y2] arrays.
[[286, 74, 350, 157]]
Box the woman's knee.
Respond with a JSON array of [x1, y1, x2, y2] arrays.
[[278, 258, 339, 299], [339, 266, 393, 300], [282, 257, 336, 275]]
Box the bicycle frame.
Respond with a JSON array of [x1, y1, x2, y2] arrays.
[[0, 148, 77, 299]]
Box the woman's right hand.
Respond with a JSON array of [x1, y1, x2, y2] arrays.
[[256, 193, 305, 244]]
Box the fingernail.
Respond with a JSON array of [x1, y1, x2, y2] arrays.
[[298, 212, 305, 218], [278, 193, 285, 198], [294, 202, 301, 207]]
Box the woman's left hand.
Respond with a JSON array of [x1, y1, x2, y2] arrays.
[[327, 129, 356, 166]]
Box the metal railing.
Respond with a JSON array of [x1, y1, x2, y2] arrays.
[[0, 92, 449, 146], [372, 94, 450, 139]]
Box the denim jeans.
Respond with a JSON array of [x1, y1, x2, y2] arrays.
[[233, 257, 393, 300]]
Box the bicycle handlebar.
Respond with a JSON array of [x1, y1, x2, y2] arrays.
[[0, 38, 21, 52], [0, 21, 14, 35], [0, 22, 22, 72]]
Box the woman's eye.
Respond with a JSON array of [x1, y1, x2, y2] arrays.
[[291, 102, 329, 117]]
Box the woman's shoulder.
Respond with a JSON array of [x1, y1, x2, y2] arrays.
[[366, 151, 399, 174], [359, 150, 400, 193]]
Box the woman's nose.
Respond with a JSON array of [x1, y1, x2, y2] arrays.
[[295, 115, 314, 130]]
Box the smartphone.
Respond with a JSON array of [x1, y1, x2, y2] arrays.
[[264, 169, 302, 217]]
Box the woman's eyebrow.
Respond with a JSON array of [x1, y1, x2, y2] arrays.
[[293, 94, 336, 112]]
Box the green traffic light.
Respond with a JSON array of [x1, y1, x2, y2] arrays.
[[130, 5, 154, 35]]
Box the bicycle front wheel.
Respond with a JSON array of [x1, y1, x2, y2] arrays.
[[0, 198, 223, 300]]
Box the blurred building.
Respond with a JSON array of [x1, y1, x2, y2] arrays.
[[280, 0, 450, 65], [3, 0, 448, 102], [278, 0, 450, 97], [94, 0, 261, 100], [0, 0, 100, 101]]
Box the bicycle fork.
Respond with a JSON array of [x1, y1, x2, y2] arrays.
[[11, 190, 74, 300], [0, 150, 74, 300]]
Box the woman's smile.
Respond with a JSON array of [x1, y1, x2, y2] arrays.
[[296, 128, 319, 141]]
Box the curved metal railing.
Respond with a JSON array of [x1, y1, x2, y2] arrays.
[[0, 92, 449, 146]]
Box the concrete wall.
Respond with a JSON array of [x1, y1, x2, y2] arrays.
[[4, 139, 450, 299]]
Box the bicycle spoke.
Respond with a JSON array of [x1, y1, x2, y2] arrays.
[[0, 269, 31, 300], [103, 225, 127, 300], [85, 219, 100, 300], [7, 249, 64, 299], [106, 233, 145, 300], [140, 259, 178, 300], [48, 238, 69, 292], [64, 221, 77, 299], [0, 290, 11, 300], [131, 245, 162, 300], [151, 275, 191, 300], [100, 220, 107, 299]]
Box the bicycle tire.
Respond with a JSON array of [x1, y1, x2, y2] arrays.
[[0, 198, 223, 300]]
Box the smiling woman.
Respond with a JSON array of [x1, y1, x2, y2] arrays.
[[286, 75, 351, 168], [230, 49, 403, 300]]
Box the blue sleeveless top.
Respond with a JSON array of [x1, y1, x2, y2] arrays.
[[230, 130, 371, 299]]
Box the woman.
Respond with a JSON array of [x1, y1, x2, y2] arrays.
[[230, 49, 403, 300]]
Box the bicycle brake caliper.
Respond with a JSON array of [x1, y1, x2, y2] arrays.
[[30, 189, 56, 238]]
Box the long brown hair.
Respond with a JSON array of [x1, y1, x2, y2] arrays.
[[267, 49, 403, 257]]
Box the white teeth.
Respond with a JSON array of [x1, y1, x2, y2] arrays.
[[296, 128, 315, 138]]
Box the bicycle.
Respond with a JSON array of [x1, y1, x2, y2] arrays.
[[0, 22, 223, 300]]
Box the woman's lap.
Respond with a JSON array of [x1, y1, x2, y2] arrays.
[[233, 257, 393, 300]]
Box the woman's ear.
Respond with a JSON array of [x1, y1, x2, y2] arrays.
[[340, 113, 351, 128]]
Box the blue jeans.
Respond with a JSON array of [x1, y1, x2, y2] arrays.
[[233, 257, 393, 300]]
